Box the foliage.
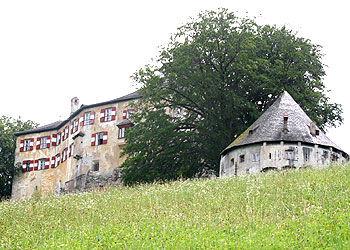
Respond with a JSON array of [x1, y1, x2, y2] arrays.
[[121, 109, 201, 185], [1, 165, 350, 249], [121, 9, 343, 184], [0, 115, 38, 199]]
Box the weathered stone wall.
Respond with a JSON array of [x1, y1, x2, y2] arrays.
[[12, 99, 135, 200], [220, 142, 347, 178]]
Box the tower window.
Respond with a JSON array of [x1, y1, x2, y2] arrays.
[[240, 155, 245, 163]]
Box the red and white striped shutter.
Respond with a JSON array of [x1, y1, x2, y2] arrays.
[[80, 113, 84, 126], [34, 160, 38, 170], [61, 130, 65, 141], [29, 160, 34, 171], [91, 133, 96, 146], [71, 121, 74, 134], [36, 137, 41, 149], [69, 144, 73, 157], [90, 111, 95, 124], [103, 131, 108, 144], [56, 153, 61, 166], [100, 109, 105, 122], [22, 161, 27, 172], [57, 133, 61, 145], [47, 135, 51, 148], [111, 107, 116, 120], [52, 134, 57, 146], [30, 138, 34, 151], [65, 126, 69, 139], [45, 158, 50, 169], [51, 157, 55, 168], [20, 140, 24, 152], [122, 110, 127, 119]]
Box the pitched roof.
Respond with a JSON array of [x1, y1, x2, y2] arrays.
[[223, 91, 345, 155], [117, 119, 133, 127], [14, 90, 141, 136]]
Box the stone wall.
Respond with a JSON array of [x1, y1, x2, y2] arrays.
[[220, 141, 348, 178]]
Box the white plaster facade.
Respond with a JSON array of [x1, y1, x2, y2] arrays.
[[220, 142, 347, 177]]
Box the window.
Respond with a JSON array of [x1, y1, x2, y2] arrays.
[[92, 160, 99, 171], [323, 150, 329, 159], [123, 109, 135, 119], [39, 159, 46, 170], [22, 160, 33, 172], [117, 120, 134, 139], [97, 133, 104, 145], [84, 112, 91, 125], [91, 132, 108, 146], [83, 111, 95, 125], [69, 144, 73, 157], [54, 154, 61, 168], [105, 108, 113, 122], [25, 161, 30, 171], [40, 137, 47, 149], [52, 133, 61, 146], [331, 153, 339, 162], [24, 139, 31, 151], [61, 148, 68, 162], [71, 119, 79, 134], [252, 153, 260, 162], [36, 136, 51, 149], [20, 138, 33, 152], [303, 147, 312, 162], [118, 127, 125, 138], [269, 153, 272, 159], [61, 126, 69, 141], [240, 155, 245, 163], [100, 107, 116, 122], [126, 109, 134, 119], [51, 154, 61, 168], [285, 151, 294, 160]]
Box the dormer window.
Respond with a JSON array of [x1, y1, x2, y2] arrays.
[[310, 122, 319, 136], [283, 114, 289, 133]]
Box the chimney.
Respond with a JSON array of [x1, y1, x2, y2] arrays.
[[71, 97, 79, 114], [282, 114, 289, 134]]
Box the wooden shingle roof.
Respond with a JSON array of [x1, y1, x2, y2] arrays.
[[223, 91, 345, 155]]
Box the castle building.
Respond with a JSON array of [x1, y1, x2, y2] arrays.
[[220, 91, 348, 177], [12, 91, 140, 200]]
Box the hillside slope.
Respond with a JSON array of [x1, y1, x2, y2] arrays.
[[1, 164, 350, 249]]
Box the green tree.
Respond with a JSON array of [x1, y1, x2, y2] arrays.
[[121, 9, 343, 185], [0, 115, 38, 199]]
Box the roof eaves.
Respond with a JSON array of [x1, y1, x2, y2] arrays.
[[14, 90, 141, 136]]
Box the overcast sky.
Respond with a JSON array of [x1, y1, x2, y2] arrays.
[[0, 0, 349, 153]]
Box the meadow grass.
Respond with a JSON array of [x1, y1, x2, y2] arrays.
[[1, 164, 350, 249]]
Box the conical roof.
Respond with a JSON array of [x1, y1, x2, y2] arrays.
[[223, 91, 345, 154]]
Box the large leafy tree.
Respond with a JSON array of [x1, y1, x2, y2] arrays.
[[121, 9, 343, 185], [0, 115, 38, 199]]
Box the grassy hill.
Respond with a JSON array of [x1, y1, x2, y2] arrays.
[[1, 164, 350, 249]]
